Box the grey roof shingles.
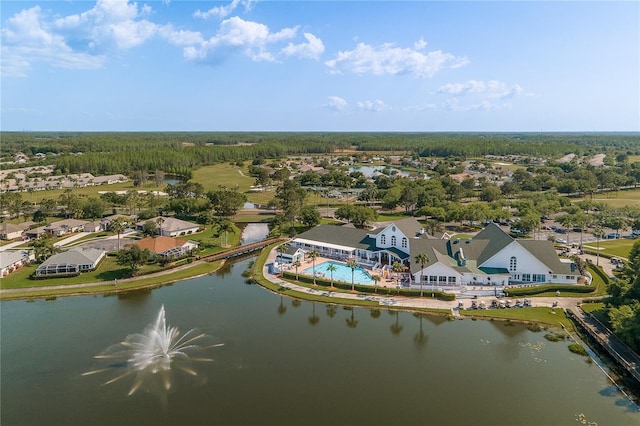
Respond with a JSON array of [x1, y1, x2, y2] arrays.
[[38, 248, 105, 268], [300, 221, 574, 277]]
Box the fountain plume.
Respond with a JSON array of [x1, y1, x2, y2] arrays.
[[83, 305, 222, 396]]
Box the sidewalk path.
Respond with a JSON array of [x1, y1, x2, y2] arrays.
[[53, 232, 90, 247]]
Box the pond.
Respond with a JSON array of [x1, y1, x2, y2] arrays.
[[1, 256, 638, 425]]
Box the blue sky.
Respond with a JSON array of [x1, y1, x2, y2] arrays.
[[1, 1, 638, 132]]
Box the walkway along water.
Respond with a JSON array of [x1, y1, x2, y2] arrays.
[[569, 308, 640, 385]]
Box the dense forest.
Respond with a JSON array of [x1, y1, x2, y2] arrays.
[[2, 132, 639, 177]]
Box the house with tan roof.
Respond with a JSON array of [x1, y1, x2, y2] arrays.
[[133, 236, 199, 258], [0, 221, 35, 240]]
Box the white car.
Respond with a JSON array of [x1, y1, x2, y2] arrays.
[[556, 238, 568, 244]]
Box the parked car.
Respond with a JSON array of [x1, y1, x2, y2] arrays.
[[556, 238, 568, 244], [606, 233, 621, 239]]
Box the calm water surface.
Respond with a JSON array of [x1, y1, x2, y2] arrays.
[[2, 257, 638, 425]]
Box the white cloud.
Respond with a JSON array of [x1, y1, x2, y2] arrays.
[[281, 33, 325, 60], [326, 96, 348, 111], [54, 0, 158, 49], [437, 80, 524, 99], [194, 0, 242, 19], [357, 99, 388, 112], [2, 0, 321, 76], [184, 16, 322, 64], [325, 39, 469, 78], [1, 6, 105, 77]]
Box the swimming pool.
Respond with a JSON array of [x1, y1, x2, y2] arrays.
[[303, 261, 374, 285]]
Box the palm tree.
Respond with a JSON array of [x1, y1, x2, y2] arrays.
[[326, 304, 337, 319], [392, 261, 406, 295], [414, 314, 428, 350], [308, 249, 319, 285], [347, 258, 359, 291], [155, 216, 165, 236], [292, 260, 301, 280], [390, 311, 404, 336], [276, 244, 288, 271], [308, 302, 320, 326], [345, 308, 358, 329], [218, 220, 234, 247], [277, 295, 287, 316], [372, 274, 381, 294], [414, 253, 430, 297], [109, 217, 126, 251], [593, 225, 603, 266], [326, 263, 337, 287]]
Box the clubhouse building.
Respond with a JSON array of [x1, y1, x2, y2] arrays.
[[290, 218, 581, 288]]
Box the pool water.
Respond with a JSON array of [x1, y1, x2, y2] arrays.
[[304, 260, 374, 285]]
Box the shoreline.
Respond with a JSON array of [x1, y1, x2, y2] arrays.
[[0, 243, 600, 328]]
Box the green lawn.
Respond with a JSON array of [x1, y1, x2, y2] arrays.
[[461, 307, 573, 329], [583, 238, 635, 259], [0, 261, 223, 301], [576, 187, 640, 209], [580, 302, 605, 313], [1, 256, 132, 290]]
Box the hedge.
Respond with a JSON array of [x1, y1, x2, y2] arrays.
[[504, 284, 596, 297], [281, 271, 455, 301], [586, 260, 609, 285]]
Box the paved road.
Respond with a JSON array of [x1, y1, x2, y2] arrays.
[[0, 239, 28, 252], [53, 232, 90, 247]]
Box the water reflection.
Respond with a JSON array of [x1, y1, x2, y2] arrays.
[[214, 261, 235, 277], [326, 304, 337, 319], [489, 319, 530, 338], [413, 314, 429, 350], [308, 302, 320, 326], [240, 223, 269, 245], [277, 295, 287, 316], [116, 289, 153, 305], [345, 307, 358, 329], [390, 311, 404, 336]]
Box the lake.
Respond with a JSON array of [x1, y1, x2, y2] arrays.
[[1, 225, 638, 425], [1, 254, 638, 425]]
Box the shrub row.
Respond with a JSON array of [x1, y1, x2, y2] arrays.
[[586, 260, 610, 285], [504, 284, 595, 297], [281, 271, 455, 301]]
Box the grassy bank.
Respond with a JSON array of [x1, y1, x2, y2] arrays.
[[0, 260, 223, 301], [461, 306, 573, 329]]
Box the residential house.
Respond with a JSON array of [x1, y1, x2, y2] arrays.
[[136, 217, 200, 237], [0, 221, 35, 240], [133, 236, 199, 258], [1, 250, 34, 277], [34, 248, 106, 277], [44, 219, 90, 237], [100, 214, 136, 231]]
